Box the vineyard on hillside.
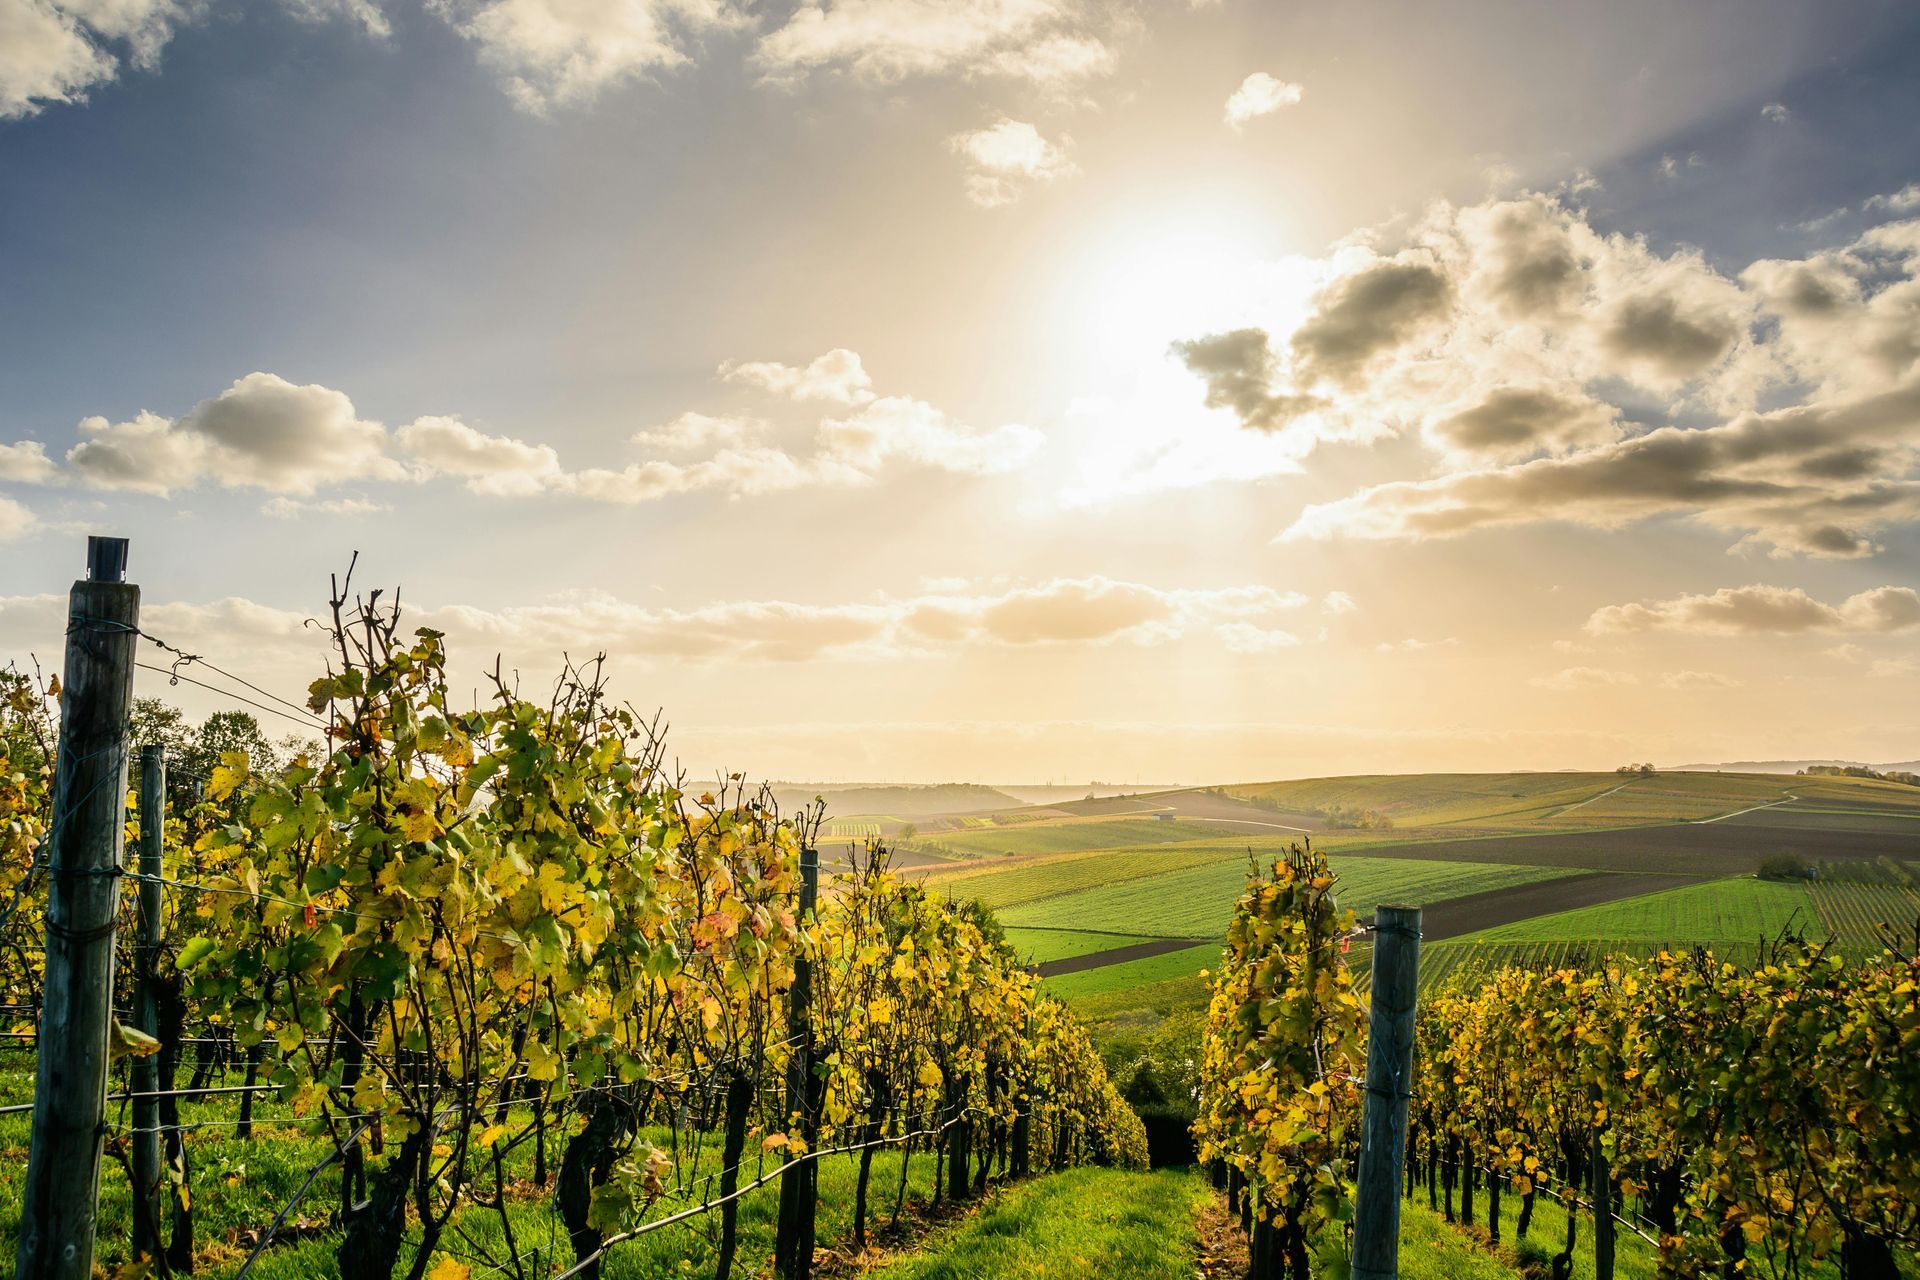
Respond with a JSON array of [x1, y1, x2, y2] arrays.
[[0, 566, 1144, 1280], [1195, 844, 1920, 1280]]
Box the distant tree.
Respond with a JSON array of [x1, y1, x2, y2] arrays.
[[899, 822, 919, 842], [1758, 852, 1812, 881]]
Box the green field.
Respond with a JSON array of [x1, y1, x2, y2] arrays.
[[1462, 876, 1813, 945], [1041, 943, 1222, 1000], [1006, 926, 1156, 964], [924, 816, 1246, 858], [1001, 855, 1582, 939], [921, 839, 1268, 909]]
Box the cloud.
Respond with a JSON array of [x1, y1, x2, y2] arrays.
[[1290, 256, 1453, 387], [1223, 71, 1302, 129], [65, 373, 411, 495], [1174, 189, 1920, 555], [1761, 102, 1790, 124], [282, 0, 391, 35], [560, 446, 869, 503], [818, 395, 1042, 474], [4, 350, 1033, 506], [0, 496, 37, 542], [0, 0, 190, 119], [722, 348, 875, 405], [630, 411, 762, 450], [260, 495, 389, 519], [1171, 329, 1323, 433], [1865, 183, 1920, 215], [1216, 621, 1300, 653], [1584, 584, 1920, 636], [426, 0, 740, 112], [947, 118, 1073, 207], [1320, 590, 1356, 614], [1283, 372, 1920, 559], [1530, 666, 1637, 690], [1870, 656, 1917, 678], [753, 0, 1112, 86], [393, 415, 564, 495], [1425, 386, 1619, 461], [0, 576, 1309, 675], [1659, 670, 1741, 690], [0, 441, 58, 484]]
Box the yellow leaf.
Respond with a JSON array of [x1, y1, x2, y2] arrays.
[[208, 752, 249, 802], [479, 1124, 505, 1148], [108, 1019, 162, 1064], [428, 1258, 471, 1280]]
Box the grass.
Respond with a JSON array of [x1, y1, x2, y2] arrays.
[[1005, 927, 1156, 965], [0, 1051, 950, 1280], [1042, 943, 1223, 1001], [1462, 876, 1813, 946], [872, 1166, 1209, 1280], [1001, 856, 1580, 940], [923, 818, 1248, 859], [920, 840, 1264, 910]]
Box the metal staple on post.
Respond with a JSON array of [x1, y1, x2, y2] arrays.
[[1351, 905, 1422, 1280]]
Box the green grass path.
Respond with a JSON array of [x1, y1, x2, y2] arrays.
[[870, 1165, 1532, 1280], [872, 1166, 1208, 1279]]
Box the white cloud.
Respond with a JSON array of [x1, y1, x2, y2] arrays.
[[281, 0, 391, 35], [1530, 666, 1637, 690], [0, 577, 1311, 676], [1585, 584, 1920, 636], [1185, 192, 1920, 559], [722, 348, 874, 405], [0, 0, 175, 120], [5, 350, 1031, 507], [0, 496, 38, 542], [947, 118, 1073, 207], [426, 0, 741, 112], [1223, 71, 1302, 129], [1864, 183, 1920, 215], [1659, 670, 1741, 690], [1760, 102, 1790, 124], [630, 411, 762, 451], [1320, 590, 1356, 614], [0, 441, 57, 484], [1870, 656, 1916, 678], [1216, 622, 1300, 653], [561, 446, 870, 503], [394, 415, 563, 496], [753, 0, 1112, 87], [63, 372, 410, 496], [817, 395, 1042, 474], [260, 495, 389, 519]]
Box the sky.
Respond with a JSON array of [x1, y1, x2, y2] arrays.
[[2, 0, 1918, 783]]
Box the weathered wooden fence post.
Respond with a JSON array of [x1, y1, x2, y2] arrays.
[[775, 844, 821, 1280], [131, 744, 166, 1262], [1351, 905, 1422, 1280], [15, 536, 140, 1280], [1592, 1131, 1615, 1280]]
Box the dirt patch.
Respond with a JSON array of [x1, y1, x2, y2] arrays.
[[1035, 936, 1212, 977], [812, 1183, 1001, 1276], [1193, 1186, 1251, 1279], [1326, 821, 1920, 878], [1413, 872, 1700, 941]]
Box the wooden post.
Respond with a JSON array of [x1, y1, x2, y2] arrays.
[[131, 744, 165, 1262], [16, 536, 140, 1280], [1351, 905, 1421, 1280], [775, 845, 820, 1280], [1592, 1134, 1615, 1280]]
